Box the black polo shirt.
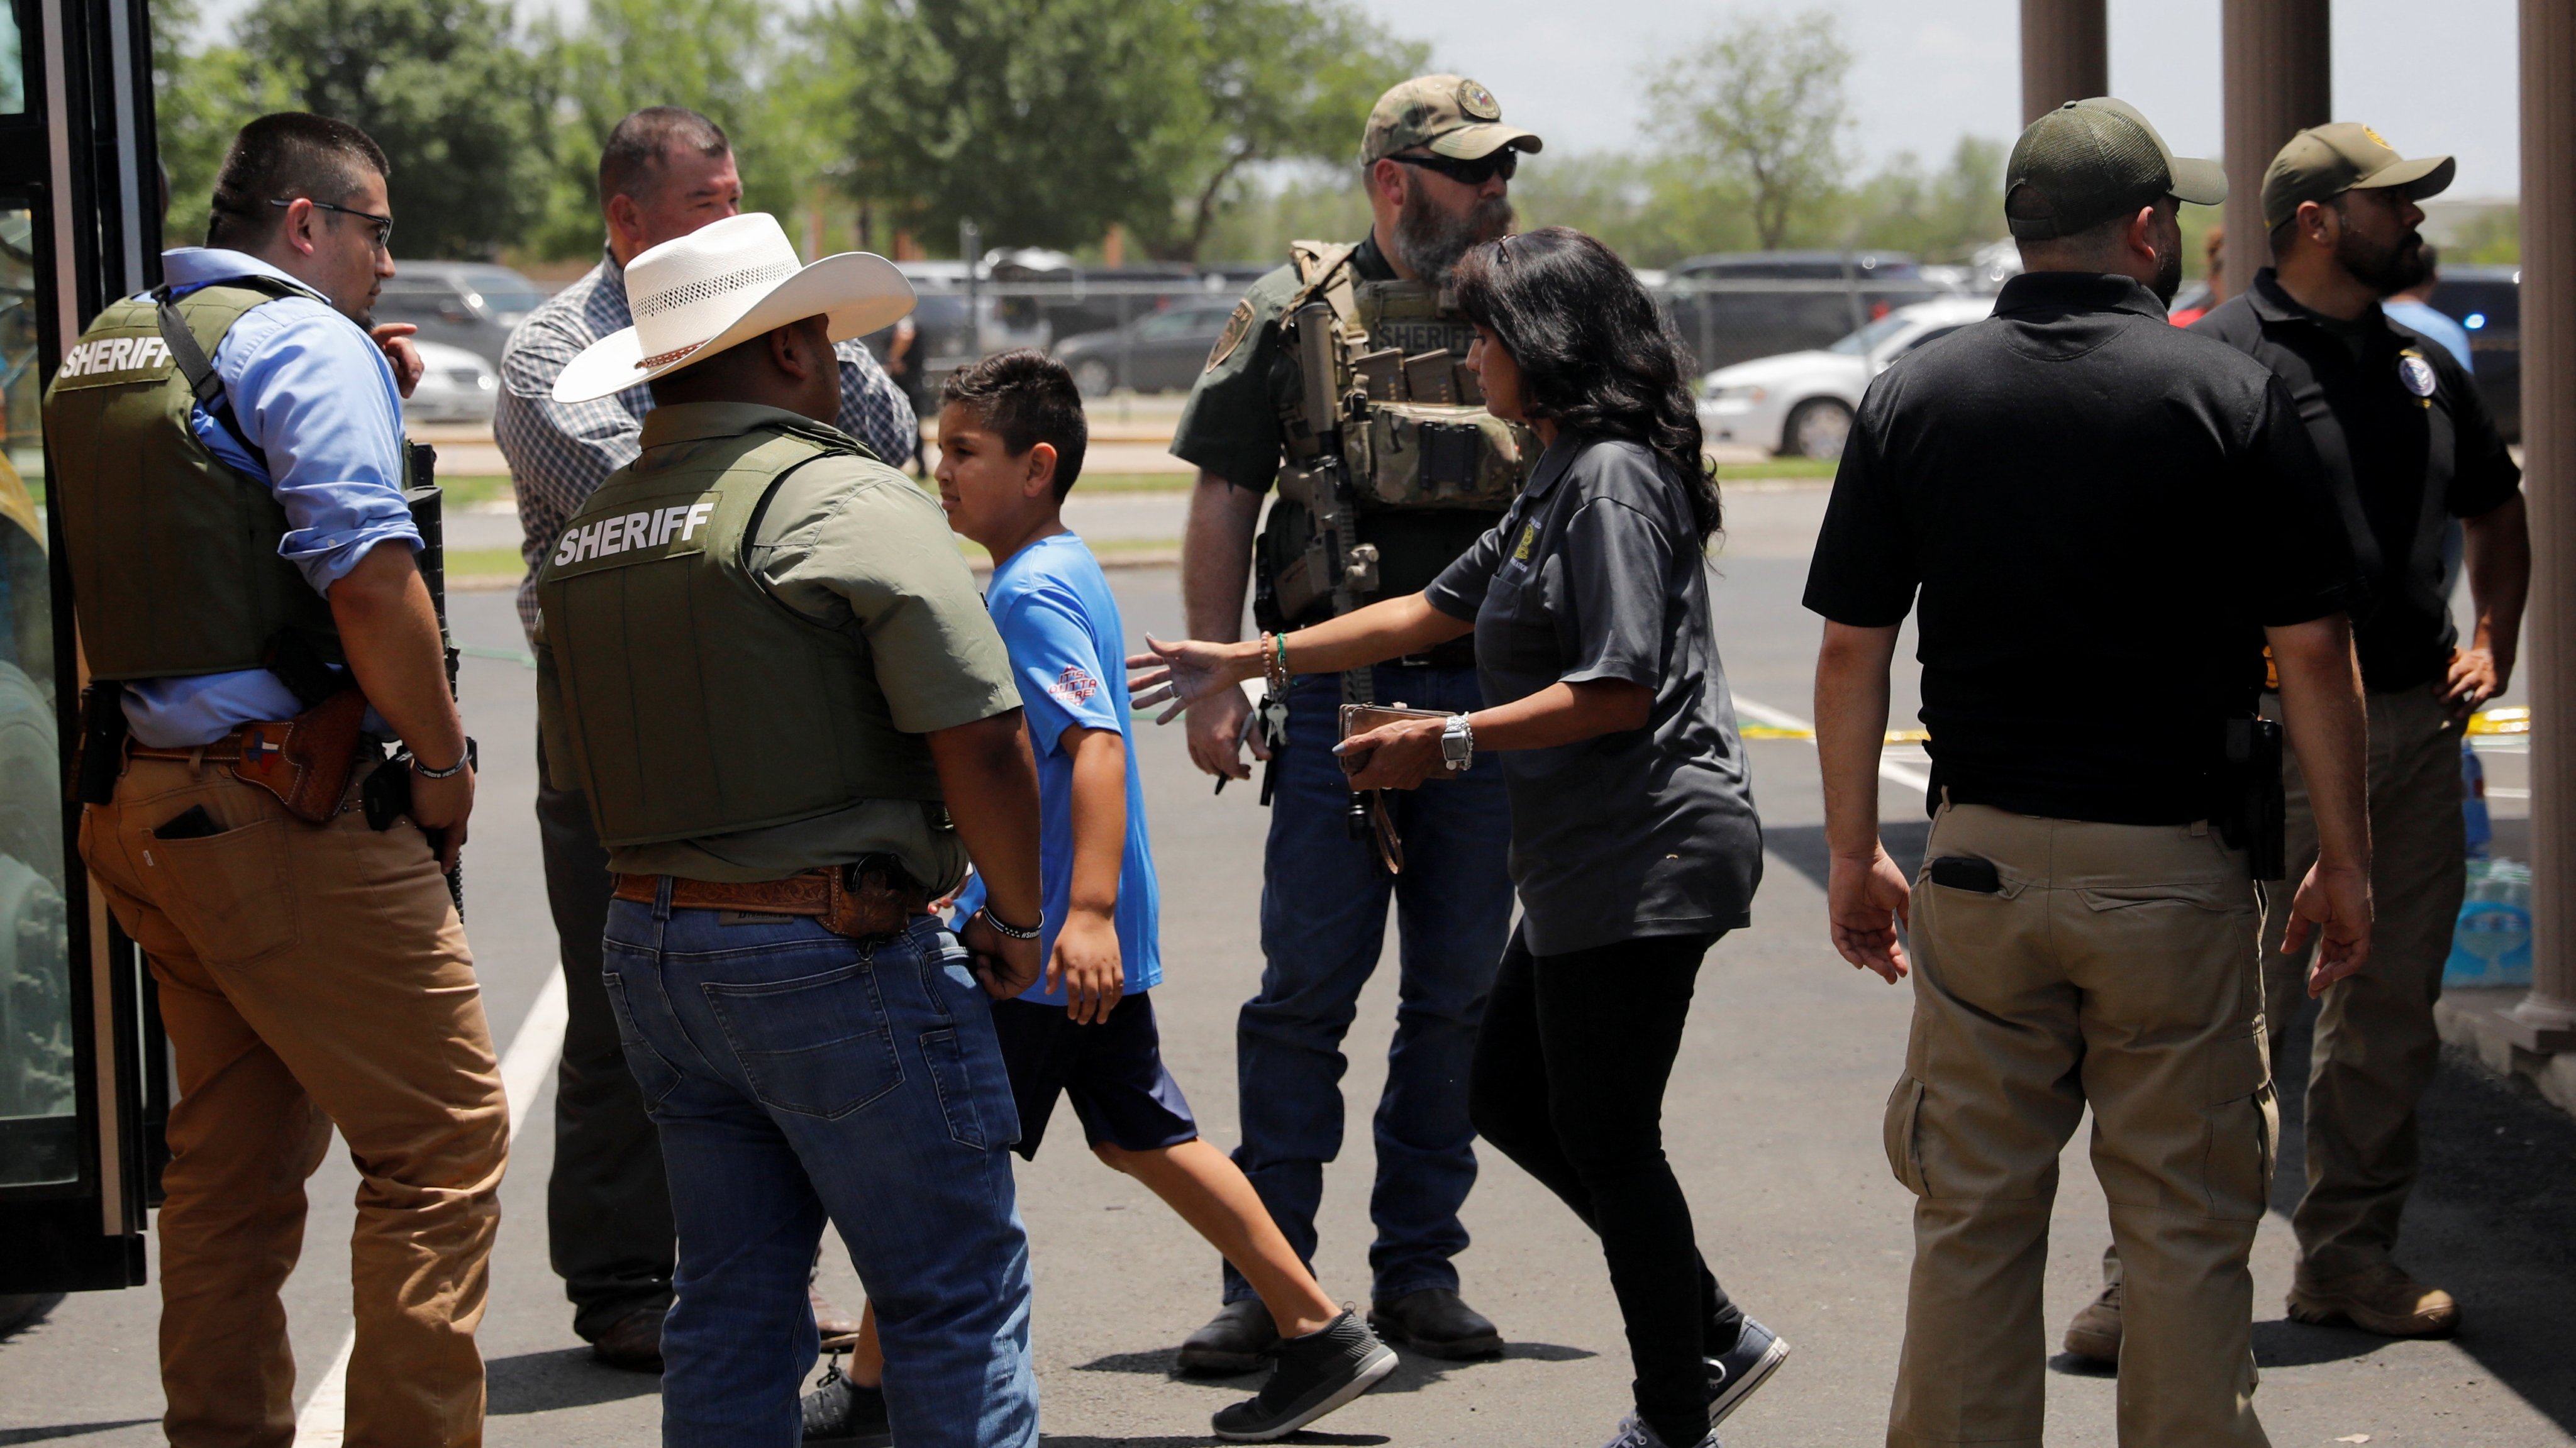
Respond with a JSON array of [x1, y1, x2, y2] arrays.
[[1802, 271, 2357, 825], [2192, 270, 2521, 692]]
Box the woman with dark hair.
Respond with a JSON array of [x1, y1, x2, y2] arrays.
[[1132, 226, 1780, 1448]]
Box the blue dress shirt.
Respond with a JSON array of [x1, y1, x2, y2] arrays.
[[121, 248, 421, 746]]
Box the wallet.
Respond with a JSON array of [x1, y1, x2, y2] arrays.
[[1336, 704, 1456, 781]]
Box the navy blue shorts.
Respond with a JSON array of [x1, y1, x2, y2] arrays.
[[989, 991, 1199, 1161]]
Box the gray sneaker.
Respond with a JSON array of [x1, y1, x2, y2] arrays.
[[1211, 1310, 1397, 1442], [1602, 1412, 1721, 1448], [1706, 1316, 1791, 1427]]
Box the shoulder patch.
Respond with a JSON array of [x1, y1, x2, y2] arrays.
[[1205, 299, 1256, 373]]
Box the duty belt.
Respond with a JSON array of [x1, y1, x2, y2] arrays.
[[613, 859, 931, 940]]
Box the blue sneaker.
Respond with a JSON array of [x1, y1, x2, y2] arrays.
[[1706, 1317, 1791, 1427]]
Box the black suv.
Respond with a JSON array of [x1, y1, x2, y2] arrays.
[[2423, 263, 2521, 443]]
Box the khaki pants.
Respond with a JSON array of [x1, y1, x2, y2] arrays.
[[2261, 683, 2465, 1278], [1886, 804, 2273, 1448], [81, 755, 508, 1448]]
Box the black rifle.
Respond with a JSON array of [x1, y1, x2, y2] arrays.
[[361, 445, 468, 917]]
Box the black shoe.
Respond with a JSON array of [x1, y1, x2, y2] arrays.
[[589, 1303, 665, 1373], [1179, 1298, 1280, 1376], [1212, 1310, 1397, 1441], [1367, 1288, 1503, 1360], [1705, 1317, 1790, 1428], [801, 1361, 893, 1445]]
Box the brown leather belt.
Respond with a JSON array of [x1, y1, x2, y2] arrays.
[[613, 863, 931, 940]]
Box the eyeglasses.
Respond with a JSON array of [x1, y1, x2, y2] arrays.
[[1386, 148, 1518, 187], [270, 197, 394, 251]]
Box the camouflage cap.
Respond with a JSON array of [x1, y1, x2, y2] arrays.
[[1360, 75, 1543, 167], [2262, 123, 2455, 230], [2004, 97, 2226, 240]]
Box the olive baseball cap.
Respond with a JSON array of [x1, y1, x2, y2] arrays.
[[2262, 123, 2455, 229], [2004, 97, 2226, 240], [1360, 75, 1543, 167]]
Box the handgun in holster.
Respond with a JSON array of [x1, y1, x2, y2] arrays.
[[72, 680, 131, 806], [2217, 716, 2287, 882], [241, 631, 375, 825]]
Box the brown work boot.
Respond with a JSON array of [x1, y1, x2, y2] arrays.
[[812, 1282, 863, 1353], [2062, 1276, 2122, 1364], [2287, 1261, 2460, 1338]]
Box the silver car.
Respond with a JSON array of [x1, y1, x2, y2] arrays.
[[1697, 296, 1996, 459]]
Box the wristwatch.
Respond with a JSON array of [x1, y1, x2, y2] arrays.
[[1440, 714, 1475, 771]]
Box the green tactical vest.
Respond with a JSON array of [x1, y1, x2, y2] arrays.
[[536, 420, 939, 849], [1256, 240, 1535, 631], [43, 279, 344, 679]]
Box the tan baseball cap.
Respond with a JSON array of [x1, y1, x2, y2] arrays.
[[1360, 75, 1543, 167], [2262, 123, 2455, 229]]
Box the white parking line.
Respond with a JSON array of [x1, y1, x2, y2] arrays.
[[292, 968, 570, 1446], [1732, 694, 1933, 793]]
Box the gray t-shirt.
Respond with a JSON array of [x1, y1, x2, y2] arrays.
[[1424, 435, 1762, 955]]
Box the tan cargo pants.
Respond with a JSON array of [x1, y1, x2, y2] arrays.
[[2262, 683, 2465, 1277], [81, 754, 509, 1448], [1886, 803, 2273, 1448]]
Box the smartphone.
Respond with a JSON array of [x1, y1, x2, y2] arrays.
[[1928, 855, 2002, 893]]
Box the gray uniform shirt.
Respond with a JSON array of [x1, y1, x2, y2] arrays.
[[1424, 435, 1762, 954]]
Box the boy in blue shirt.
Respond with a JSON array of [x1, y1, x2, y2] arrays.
[[804, 352, 1394, 1444]]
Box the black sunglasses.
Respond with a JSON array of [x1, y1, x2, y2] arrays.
[[1387, 148, 1518, 187], [270, 197, 394, 250]]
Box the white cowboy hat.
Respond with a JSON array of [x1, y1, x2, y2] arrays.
[[553, 212, 916, 403]]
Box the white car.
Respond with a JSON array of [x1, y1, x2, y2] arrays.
[[402, 340, 498, 425], [1697, 296, 1996, 459]]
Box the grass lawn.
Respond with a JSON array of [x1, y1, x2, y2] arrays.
[[447, 546, 528, 580], [436, 474, 516, 509], [1713, 456, 1835, 480]]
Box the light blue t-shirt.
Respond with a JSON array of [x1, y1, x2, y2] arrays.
[[954, 531, 1162, 1004], [2384, 297, 2475, 370]]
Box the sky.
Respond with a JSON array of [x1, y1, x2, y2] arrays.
[[1357, 0, 2523, 200], [180, 0, 2524, 200]]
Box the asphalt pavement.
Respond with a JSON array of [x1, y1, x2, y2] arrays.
[[4, 484, 2573, 1447]]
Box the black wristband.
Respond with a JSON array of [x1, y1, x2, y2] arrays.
[[976, 904, 1041, 941]]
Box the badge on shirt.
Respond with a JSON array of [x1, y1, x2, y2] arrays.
[[1204, 299, 1256, 373], [2397, 349, 2438, 400], [1511, 521, 1538, 562]]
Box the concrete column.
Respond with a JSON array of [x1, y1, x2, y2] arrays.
[[2512, 0, 2576, 1053], [2020, 0, 2107, 124], [2221, 0, 2331, 299]]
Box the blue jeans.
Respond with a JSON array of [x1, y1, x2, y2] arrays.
[[1227, 663, 1516, 1306], [602, 898, 1037, 1448]]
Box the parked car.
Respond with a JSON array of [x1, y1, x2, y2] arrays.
[[1658, 250, 1957, 373], [402, 340, 498, 425], [1053, 297, 1241, 395], [2423, 263, 2521, 443], [377, 262, 552, 369], [1697, 295, 1995, 458]]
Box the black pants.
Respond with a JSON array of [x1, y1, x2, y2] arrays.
[[1469, 926, 1740, 1447], [537, 739, 676, 1339]]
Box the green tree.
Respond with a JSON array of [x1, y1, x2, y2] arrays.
[[152, 0, 298, 251], [529, 0, 831, 258], [235, 0, 551, 258], [1135, 0, 1425, 262], [824, 0, 1200, 252], [1843, 136, 2006, 262], [1645, 11, 1853, 251]]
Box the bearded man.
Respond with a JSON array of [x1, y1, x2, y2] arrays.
[[1162, 75, 1536, 1371]]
